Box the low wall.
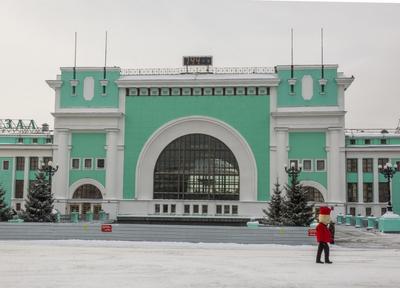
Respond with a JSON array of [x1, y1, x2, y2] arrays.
[[0, 223, 316, 245]]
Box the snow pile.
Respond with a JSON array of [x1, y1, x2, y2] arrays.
[[0, 240, 399, 288]]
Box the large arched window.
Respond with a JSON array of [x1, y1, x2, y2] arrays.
[[154, 134, 240, 200], [304, 186, 324, 203], [72, 184, 103, 199]]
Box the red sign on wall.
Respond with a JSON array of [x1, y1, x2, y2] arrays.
[[101, 224, 112, 233], [308, 229, 316, 237]]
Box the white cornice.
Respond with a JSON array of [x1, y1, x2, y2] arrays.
[[52, 112, 124, 118], [276, 64, 338, 70], [0, 144, 53, 151], [46, 80, 63, 90], [271, 111, 346, 118], [336, 76, 354, 90], [115, 78, 280, 88], [61, 67, 121, 72], [345, 146, 400, 152]]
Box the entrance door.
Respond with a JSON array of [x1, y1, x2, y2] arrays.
[[82, 203, 91, 217], [93, 204, 102, 220]]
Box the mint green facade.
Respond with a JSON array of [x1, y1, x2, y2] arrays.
[[60, 70, 120, 108], [288, 132, 327, 189], [276, 67, 338, 107], [123, 95, 270, 201], [0, 157, 13, 205], [69, 132, 106, 187]]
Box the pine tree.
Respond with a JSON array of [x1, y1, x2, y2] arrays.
[[0, 185, 12, 221], [24, 169, 56, 222], [281, 171, 314, 226], [263, 181, 284, 225]]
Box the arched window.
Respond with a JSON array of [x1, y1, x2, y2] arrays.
[[304, 186, 324, 203], [72, 184, 103, 199], [154, 134, 239, 200]]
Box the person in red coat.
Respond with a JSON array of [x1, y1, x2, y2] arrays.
[[315, 206, 333, 264]]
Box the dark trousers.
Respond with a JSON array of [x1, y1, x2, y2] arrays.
[[316, 242, 330, 262]]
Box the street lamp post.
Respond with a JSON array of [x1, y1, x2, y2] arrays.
[[378, 162, 398, 213], [41, 160, 58, 191], [284, 162, 303, 182]]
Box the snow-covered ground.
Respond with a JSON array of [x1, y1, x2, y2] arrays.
[[1, 239, 400, 288]]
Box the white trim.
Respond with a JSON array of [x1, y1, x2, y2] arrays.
[[135, 116, 258, 201], [300, 180, 328, 203], [71, 158, 80, 170], [315, 159, 326, 172], [69, 178, 106, 199]]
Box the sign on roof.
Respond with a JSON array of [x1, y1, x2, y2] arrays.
[[0, 119, 46, 134], [183, 56, 212, 66]]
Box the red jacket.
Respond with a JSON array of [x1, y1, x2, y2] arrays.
[[316, 223, 331, 243]]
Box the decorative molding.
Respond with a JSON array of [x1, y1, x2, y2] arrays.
[[70, 79, 79, 87], [46, 80, 63, 89], [319, 79, 328, 86], [69, 178, 106, 199]]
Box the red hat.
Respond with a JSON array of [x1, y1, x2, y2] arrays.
[[319, 206, 331, 215]]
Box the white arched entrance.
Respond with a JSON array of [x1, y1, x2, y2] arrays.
[[300, 180, 327, 202], [135, 116, 258, 201]]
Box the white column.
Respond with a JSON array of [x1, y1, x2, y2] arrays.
[[23, 156, 29, 198], [275, 128, 288, 187], [327, 128, 343, 202], [357, 158, 364, 204], [105, 129, 119, 199], [53, 128, 70, 199], [373, 158, 379, 203]]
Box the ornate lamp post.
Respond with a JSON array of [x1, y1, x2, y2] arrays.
[[41, 161, 58, 191], [378, 162, 398, 213], [284, 162, 303, 182]]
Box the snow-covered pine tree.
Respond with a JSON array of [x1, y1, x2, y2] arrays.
[[0, 185, 12, 221], [24, 169, 56, 222], [281, 170, 314, 226], [263, 181, 284, 225]]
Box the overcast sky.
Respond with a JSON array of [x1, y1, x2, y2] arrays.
[[1, 0, 399, 129]]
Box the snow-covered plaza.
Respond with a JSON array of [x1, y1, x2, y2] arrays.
[[1, 234, 400, 288]]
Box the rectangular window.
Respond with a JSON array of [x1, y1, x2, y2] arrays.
[[302, 160, 312, 171], [3, 160, 9, 170], [232, 205, 238, 215], [29, 157, 39, 171], [362, 158, 373, 173], [379, 182, 390, 203], [96, 158, 105, 169], [46, 138, 52, 144], [163, 204, 168, 213], [202, 205, 208, 214], [349, 207, 356, 216], [363, 183, 373, 203], [224, 205, 230, 214], [32, 138, 38, 144], [17, 137, 23, 144], [366, 207, 372, 216], [316, 160, 326, 171], [71, 158, 80, 170], [15, 180, 24, 198], [346, 159, 358, 173], [84, 158, 92, 170], [16, 203, 21, 211], [184, 204, 190, 214], [16, 157, 25, 171], [193, 205, 199, 214], [170, 204, 176, 214], [43, 157, 52, 166], [364, 139, 371, 145], [397, 161, 400, 171], [380, 139, 387, 144], [216, 205, 222, 215], [349, 139, 356, 145], [378, 158, 389, 168], [155, 204, 160, 214], [347, 183, 358, 202]]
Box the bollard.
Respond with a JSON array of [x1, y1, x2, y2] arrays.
[[345, 214, 353, 226], [99, 210, 107, 222], [367, 216, 376, 230], [337, 214, 344, 225], [85, 211, 93, 222], [55, 212, 61, 223], [355, 215, 363, 228], [70, 211, 79, 223]]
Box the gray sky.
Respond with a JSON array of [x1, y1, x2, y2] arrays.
[[1, 0, 399, 129]]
